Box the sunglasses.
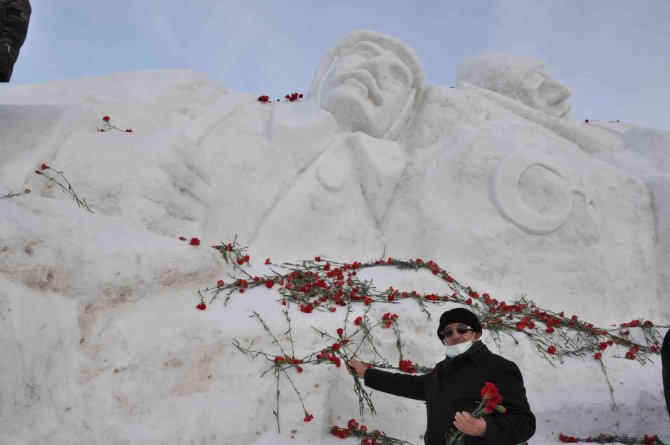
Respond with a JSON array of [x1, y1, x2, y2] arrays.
[[442, 325, 474, 338]]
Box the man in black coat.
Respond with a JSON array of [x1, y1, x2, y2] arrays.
[[663, 329, 670, 419], [0, 0, 31, 82], [347, 308, 535, 445]]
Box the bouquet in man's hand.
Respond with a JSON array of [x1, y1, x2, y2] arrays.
[[446, 382, 506, 445]]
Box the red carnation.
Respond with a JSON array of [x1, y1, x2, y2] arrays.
[[399, 359, 416, 374], [644, 435, 659, 445], [196, 302, 206, 311], [303, 413, 313, 422], [265, 258, 271, 265], [480, 382, 503, 414], [189, 237, 200, 246], [40, 163, 48, 171], [217, 279, 225, 287], [265, 279, 274, 289], [102, 115, 110, 122], [547, 345, 557, 355]]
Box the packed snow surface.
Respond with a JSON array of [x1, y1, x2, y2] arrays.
[[1, 31, 669, 444]]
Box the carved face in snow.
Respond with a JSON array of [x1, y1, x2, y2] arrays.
[[517, 66, 571, 118], [456, 54, 572, 119], [310, 31, 425, 140]]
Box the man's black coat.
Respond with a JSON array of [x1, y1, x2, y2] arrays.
[[0, 0, 31, 82], [663, 330, 670, 419], [364, 341, 535, 445]]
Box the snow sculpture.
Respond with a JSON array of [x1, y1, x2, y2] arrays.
[[187, 31, 424, 244], [0, 104, 99, 189], [253, 31, 423, 255], [491, 153, 589, 234], [194, 96, 338, 243], [255, 131, 406, 258], [308, 30, 425, 140], [456, 54, 572, 119], [2, 35, 670, 445], [377, 49, 660, 323], [455, 54, 623, 154], [594, 125, 670, 313]]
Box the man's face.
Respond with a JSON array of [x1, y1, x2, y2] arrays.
[[442, 322, 481, 346], [517, 67, 571, 118], [319, 40, 414, 138]]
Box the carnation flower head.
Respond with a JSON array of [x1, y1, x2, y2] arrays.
[[480, 382, 503, 414]]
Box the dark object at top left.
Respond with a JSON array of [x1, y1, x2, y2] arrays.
[[0, 0, 31, 82]]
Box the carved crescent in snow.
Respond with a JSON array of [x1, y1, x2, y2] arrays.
[[491, 153, 575, 234]]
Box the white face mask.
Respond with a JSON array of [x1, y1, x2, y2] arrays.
[[443, 338, 474, 357]]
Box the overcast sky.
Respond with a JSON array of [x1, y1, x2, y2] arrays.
[[12, 0, 670, 130]]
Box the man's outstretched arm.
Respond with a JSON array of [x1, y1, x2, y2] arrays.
[[347, 359, 430, 401]]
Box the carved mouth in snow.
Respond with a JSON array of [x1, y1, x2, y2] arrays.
[[554, 100, 571, 118], [332, 69, 384, 105], [542, 85, 571, 117]]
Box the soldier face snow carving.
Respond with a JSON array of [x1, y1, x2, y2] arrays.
[[309, 31, 425, 140], [517, 66, 572, 118], [456, 54, 572, 119]]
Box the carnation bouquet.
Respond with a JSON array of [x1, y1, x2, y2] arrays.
[[446, 382, 506, 445]]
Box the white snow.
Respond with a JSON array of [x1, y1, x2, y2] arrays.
[[456, 54, 571, 119], [1, 31, 669, 444]]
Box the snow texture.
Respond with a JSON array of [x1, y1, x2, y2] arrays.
[[1, 31, 669, 444], [456, 54, 571, 119]]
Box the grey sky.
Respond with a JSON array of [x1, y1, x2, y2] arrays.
[[13, 0, 670, 130]]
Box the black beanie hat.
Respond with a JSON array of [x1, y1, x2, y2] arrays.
[[437, 308, 482, 340]]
